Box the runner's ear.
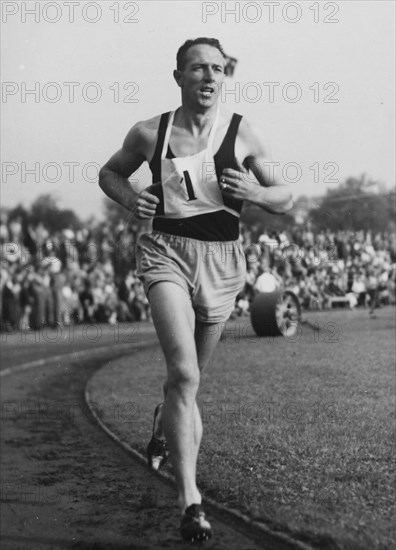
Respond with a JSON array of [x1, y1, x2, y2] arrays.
[[225, 56, 237, 77], [173, 69, 183, 87]]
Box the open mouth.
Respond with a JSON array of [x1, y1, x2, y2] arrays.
[[200, 86, 215, 95]]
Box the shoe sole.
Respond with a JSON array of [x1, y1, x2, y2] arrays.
[[180, 505, 212, 543], [181, 528, 212, 543]]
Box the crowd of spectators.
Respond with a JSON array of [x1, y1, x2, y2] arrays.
[[0, 211, 150, 331], [1, 210, 395, 331], [235, 225, 396, 315]]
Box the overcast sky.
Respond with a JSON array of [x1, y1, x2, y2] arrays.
[[1, 0, 395, 220]]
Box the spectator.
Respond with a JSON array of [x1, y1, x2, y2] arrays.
[[79, 279, 95, 323], [352, 272, 367, 307]]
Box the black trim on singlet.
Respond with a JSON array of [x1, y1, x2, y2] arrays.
[[213, 113, 244, 215], [149, 112, 171, 181], [148, 112, 244, 241], [148, 113, 169, 216]]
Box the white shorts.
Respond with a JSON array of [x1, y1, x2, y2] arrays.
[[136, 231, 246, 323]]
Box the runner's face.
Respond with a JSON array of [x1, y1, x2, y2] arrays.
[[179, 45, 225, 108]]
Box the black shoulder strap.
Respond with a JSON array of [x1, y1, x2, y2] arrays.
[[214, 114, 244, 215], [218, 113, 243, 157], [149, 112, 171, 182], [214, 113, 243, 170]]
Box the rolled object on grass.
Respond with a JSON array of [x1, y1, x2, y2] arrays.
[[250, 290, 302, 337]]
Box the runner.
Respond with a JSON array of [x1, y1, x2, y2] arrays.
[[99, 37, 293, 542]]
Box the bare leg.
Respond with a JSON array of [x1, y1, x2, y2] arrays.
[[157, 320, 223, 447], [148, 282, 201, 511], [191, 320, 223, 452], [149, 282, 224, 512]]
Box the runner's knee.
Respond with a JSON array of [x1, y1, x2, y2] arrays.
[[167, 362, 200, 393]]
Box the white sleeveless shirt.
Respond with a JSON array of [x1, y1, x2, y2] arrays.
[[157, 108, 239, 220]]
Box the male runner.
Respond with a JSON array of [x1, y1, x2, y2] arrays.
[[99, 37, 292, 542]]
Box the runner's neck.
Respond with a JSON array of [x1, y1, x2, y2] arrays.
[[174, 105, 219, 137]]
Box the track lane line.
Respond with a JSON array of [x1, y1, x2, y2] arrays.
[[85, 361, 316, 550], [0, 338, 159, 377]]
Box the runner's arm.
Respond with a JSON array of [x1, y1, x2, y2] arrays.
[[99, 123, 159, 218]]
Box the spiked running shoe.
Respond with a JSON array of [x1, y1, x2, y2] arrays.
[[180, 504, 212, 542], [147, 403, 169, 471]]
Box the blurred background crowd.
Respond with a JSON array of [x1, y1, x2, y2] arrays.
[[234, 225, 395, 316], [0, 212, 150, 331], [1, 175, 395, 331]]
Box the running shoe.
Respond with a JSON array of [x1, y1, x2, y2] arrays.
[[180, 504, 212, 542], [147, 403, 169, 471]]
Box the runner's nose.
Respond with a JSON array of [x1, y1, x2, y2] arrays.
[[203, 67, 215, 81]]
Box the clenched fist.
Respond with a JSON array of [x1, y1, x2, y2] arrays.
[[134, 183, 161, 219]]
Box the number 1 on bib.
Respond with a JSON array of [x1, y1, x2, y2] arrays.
[[181, 171, 197, 201]]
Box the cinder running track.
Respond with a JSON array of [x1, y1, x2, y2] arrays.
[[1, 325, 310, 550]]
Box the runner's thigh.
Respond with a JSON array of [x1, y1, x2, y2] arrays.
[[148, 282, 198, 378]]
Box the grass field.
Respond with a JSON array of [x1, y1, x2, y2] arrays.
[[88, 308, 395, 550]]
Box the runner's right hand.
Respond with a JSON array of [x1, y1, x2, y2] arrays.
[[134, 185, 160, 219]]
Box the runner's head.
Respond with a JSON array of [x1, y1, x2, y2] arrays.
[[176, 38, 227, 71], [174, 38, 227, 109]]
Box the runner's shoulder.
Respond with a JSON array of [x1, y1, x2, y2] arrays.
[[234, 115, 267, 159], [235, 115, 257, 140], [123, 114, 163, 156]]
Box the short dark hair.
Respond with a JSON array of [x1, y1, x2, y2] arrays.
[[176, 37, 226, 71]]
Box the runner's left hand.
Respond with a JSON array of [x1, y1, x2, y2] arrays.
[[219, 158, 257, 201]]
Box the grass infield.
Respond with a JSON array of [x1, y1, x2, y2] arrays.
[[87, 308, 395, 550]]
